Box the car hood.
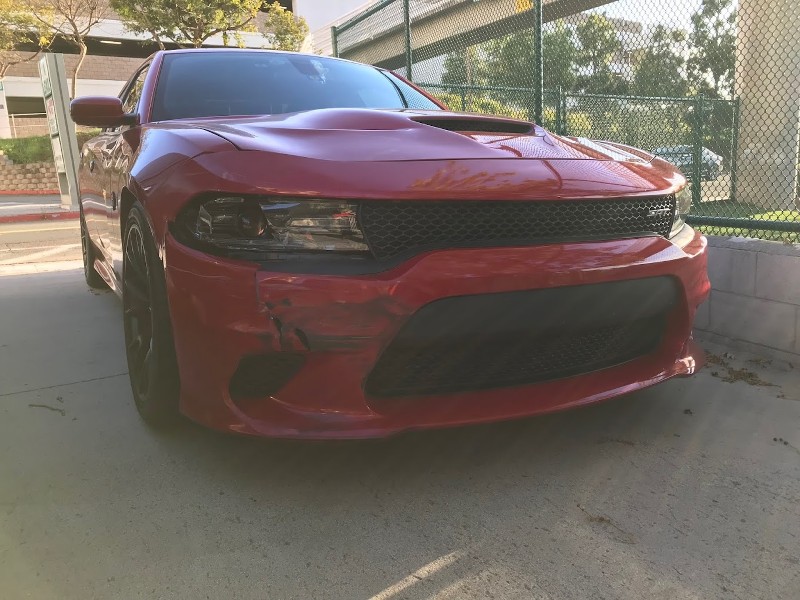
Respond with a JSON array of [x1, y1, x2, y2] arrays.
[[176, 108, 655, 164]]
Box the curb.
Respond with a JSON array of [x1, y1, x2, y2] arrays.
[[0, 190, 60, 196], [0, 210, 79, 224]]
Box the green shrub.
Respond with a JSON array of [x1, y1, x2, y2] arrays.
[[0, 135, 52, 164], [0, 130, 100, 164], [426, 90, 528, 120]]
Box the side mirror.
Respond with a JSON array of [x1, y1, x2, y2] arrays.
[[70, 96, 137, 128]]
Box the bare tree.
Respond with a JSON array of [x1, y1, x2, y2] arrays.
[[30, 0, 109, 98]]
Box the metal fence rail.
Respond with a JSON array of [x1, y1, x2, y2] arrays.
[[333, 0, 800, 241], [7, 113, 49, 139]]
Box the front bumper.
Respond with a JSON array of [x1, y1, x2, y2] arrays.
[[164, 227, 709, 439]]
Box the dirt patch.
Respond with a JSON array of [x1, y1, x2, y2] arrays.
[[577, 504, 636, 545], [706, 352, 775, 387]]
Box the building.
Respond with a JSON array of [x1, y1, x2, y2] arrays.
[[0, 1, 297, 138]]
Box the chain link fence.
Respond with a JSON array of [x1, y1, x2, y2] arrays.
[[332, 0, 800, 241]]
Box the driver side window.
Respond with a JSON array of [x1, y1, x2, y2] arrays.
[[103, 64, 149, 133], [121, 64, 149, 116]]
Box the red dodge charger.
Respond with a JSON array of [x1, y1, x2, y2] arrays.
[[71, 49, 710, 439]]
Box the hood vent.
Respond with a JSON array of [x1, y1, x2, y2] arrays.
[[413, 117, 534, 135]]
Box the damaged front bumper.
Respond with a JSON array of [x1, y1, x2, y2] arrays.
[[163, 227, 709, 439]]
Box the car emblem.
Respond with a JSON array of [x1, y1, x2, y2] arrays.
[[647, 208, 672, 218]]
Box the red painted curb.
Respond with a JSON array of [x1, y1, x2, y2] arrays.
[[0, 211, 79, 224], [0, 190, 60, 196]]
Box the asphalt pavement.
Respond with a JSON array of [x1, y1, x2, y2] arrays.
[[0, 220, 82, 274], [0, 230, 799, 599]]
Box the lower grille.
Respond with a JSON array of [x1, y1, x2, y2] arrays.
[[366, 317, 665, 397], [359, 196, 676, 260], [229, 353, 305, 399], [365, 278, 676, 398]]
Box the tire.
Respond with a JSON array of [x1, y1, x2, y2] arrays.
[[80, 209, 106, 289], [122, 202, 181, 427]]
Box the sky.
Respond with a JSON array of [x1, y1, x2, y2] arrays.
[[599, 0, 736, 30]]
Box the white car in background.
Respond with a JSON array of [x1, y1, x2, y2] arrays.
[[653, 145, 724, 181]]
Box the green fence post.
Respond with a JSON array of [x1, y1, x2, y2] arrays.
[[729, 96, 740, 203], [692, 94, 705, 209], [532, 0, 544, 125], [403, 0, 413, 82], [555, 86, 564, 134], [460, 87, 467, 111], [331, 26, 339, 57]]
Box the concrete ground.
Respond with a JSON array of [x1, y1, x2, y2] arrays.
[[0, 195, 68, 221], [1, 248, 799, 598]]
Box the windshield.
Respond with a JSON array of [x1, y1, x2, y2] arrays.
[[151, 51, 440, 121]]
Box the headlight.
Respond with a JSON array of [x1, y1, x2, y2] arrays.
[[670, 185, 691, 238], [179, 196, 369, 256]]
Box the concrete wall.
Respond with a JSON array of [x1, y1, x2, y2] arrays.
[[695, 236, 800, 362], [1, 52, 142, 82], [0, 162, 58, 192], [735, 0, 800, 211]]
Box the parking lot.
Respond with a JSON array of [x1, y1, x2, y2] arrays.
[[1, 242, 799, 598]]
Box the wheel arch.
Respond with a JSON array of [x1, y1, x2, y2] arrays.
[[120, 187, 137, 240], [120, 186, 164, 262]]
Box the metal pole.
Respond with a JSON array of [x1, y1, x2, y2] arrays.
[[692, 94, 704, 209], [403, 0, 413, 81], [331, 26, 339, 57], [729, 97, 740, 203], [532, 0, 544, 124], [555, 86, 564, 134]]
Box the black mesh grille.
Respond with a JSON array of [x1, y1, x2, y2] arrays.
[[359, 196, 675, 260], [229, 353, 305, 399], [366, 315, 665, 398]]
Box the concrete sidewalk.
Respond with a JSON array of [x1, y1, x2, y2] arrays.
[[0, 194, 77, 223], [1, 268, 799, 599]]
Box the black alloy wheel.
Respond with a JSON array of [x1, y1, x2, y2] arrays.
[[123, 203, 180, 427], [80, 209, 105, 289]]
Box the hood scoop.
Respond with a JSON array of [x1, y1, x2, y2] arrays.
[[412, 116, 534, 135], [187, 109, 650, 163]]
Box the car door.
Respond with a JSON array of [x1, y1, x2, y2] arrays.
[[77, 132, 109, 244], [104, 64, 149, 282]]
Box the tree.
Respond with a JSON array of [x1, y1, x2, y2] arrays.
[[633, 25, 688, 98], [688, 0, 736, 98], [442, 47, 486, 89], [479, 21, 576, 92], [441, 45, 492, 105], [543, 20, 578, 92], [262, 1, 309, 51], [1, 1, 50, 80], [575, 13, 624, 94], [111, 0, 262, 49], [30, 0, 109, 98], [110, 0, 170, 49]]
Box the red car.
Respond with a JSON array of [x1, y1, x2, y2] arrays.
[[70, 49, 709, 439]]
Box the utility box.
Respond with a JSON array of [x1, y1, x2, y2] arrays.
[[39, 54, 80, 211]]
